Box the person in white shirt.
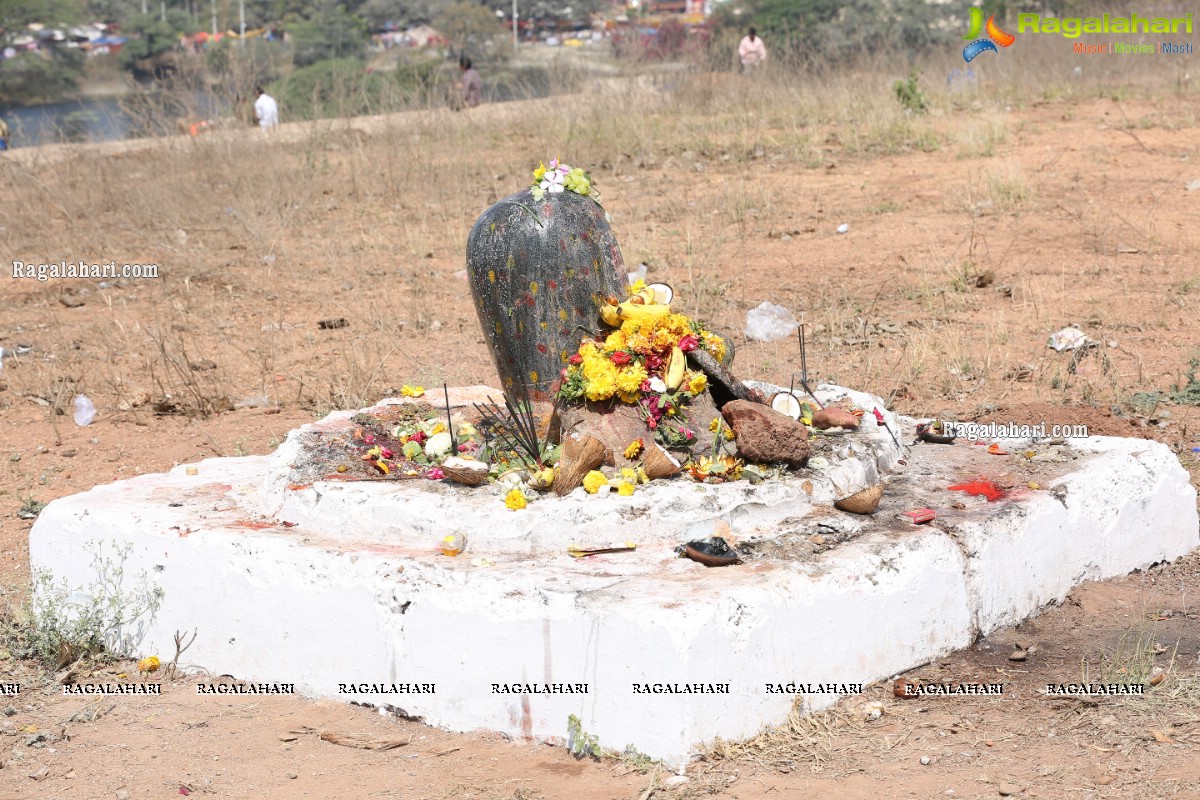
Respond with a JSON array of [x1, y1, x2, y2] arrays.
[[253, 86, 280, 129], [738, 27, 767, 73]]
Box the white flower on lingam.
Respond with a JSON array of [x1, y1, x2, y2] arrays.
[[540, 169, 566, 195], [648, 377, 667, 393]]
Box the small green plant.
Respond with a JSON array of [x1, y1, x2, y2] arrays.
[[893, 67, 928, 114], [566, 714, 601, 759], [1169, 353, 1200, 406], [618, 744, 659, 773], [17, 497, 47, 520], [2, 541, 164, 667], [1080, 624, 1177, 687]]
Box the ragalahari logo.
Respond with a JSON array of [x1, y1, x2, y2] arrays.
[[962, 8, 1016, 61]]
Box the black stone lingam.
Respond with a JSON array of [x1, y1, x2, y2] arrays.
[[466, 188, 626, 402]]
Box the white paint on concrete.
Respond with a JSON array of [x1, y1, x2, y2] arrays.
[[26, 387, 1199, 770]]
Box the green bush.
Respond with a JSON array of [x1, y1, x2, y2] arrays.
[[272, 57, 441, 120], [0, 50, 84, 106], [2, 541, 163, 668]]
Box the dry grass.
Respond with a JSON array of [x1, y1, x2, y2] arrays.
[[1, 51, 1198, 434]]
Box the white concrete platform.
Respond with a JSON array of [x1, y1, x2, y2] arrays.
[[28, 386, 1199, 770]]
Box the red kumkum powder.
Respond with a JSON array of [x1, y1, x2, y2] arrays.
[[948, 480, 1006, 502]]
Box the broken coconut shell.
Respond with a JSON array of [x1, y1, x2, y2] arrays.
[[834, 484, 884, 514], [682, 537, 739, 567], [553, 435, 608, 496], [812, 407, 860, 430], [441, 456, 489, 486], [641, 443, 681, 479]]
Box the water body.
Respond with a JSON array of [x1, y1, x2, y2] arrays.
[[0, 65, 557, 149], [1, 92, 225, 149]]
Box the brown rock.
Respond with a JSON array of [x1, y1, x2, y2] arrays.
[[812, 407, 860, 430], [721, 400, 810, 468], [556, 392, 729, 471], [553, 435, 607, 495]]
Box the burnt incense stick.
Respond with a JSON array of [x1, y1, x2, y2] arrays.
[[443, 383, 455, 445], [799, 322, 808, 385]]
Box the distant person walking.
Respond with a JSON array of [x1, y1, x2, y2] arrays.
[[738, 27, 767, 73], [456, 56, 482, 110], [253, 86, 280, 129]]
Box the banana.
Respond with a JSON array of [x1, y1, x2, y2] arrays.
[[665, 346, 686, 391], [636, 286, 658, 305], [600, 302, 622, 327], [617, 302, 672, 327]]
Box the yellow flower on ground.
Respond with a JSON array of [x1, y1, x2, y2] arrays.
[[505, 488, 527, 510], [616, 481, 635, 496], [709, 417, 722, 433], [583, 470, 608, 494], [688, 373, 708, 395], [431, 422, 447, 435], [401, 384, 425, 397], [137, 655, 160, 673], [637, 467, 649, 484], [620, 467, 639, 483], [623, 439, 644, 460]]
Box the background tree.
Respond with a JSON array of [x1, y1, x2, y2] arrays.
[[288, 1, 368, 66], [434, 0, 502, 54]]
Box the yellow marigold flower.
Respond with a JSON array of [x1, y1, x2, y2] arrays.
[[616, 363, 647, 394], [688, 373, 708, 395], [616, 481, 635, 496], [504, 488, 527, 510], [617, 390, 641, 403], [583, 470, 608, 494], [725, 428, 735, 440], [431, 422, 447, 435], [624, 439, 644, 459], [703, 333, 727, 362], [137, 655, 160, 673], [709, 417, 722, 433], [620, 466, 639, 482], [628, 278, 647, 296], [603, 330, 627, 352], [401, 384, 425, 397], [637, 467, 649, 484]]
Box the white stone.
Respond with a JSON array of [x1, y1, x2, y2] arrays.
[[27, 387, 1198, 770]]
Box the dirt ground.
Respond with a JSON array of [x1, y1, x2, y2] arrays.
[[1, 73, 1200, 798]]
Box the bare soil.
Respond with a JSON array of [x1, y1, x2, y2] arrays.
[[1, 80, 1199, 799]]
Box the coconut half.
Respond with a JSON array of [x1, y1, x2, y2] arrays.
[[770, 391, 803, 420], [648, 282, 674, 304]]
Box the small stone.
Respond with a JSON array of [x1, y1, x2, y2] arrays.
[[920, 756, 932, 766], [809, 534, 826, 546], [721, 400, 810, 468], [116, 788, 131, 799], [60, 449, 77, 458], [998, 782, 1021, 796], [1008, 649, 1026, 662], [1095, 775, 1116, 785], [664, 776, 688, 787], [29, 763, 50, 780], [984, 739, 994, 747], [811, 407, 860, 430], [286, 772, 298, 780]]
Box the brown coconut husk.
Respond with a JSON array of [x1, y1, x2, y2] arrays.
[[834, 484, 884, 515], [553, 435, 608, 496], [441, 456, 489, 486], [641, 443, 681, 479]]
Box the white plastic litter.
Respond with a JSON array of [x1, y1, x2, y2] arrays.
[[836, 223, 850, 234], [73, 395, 96, 426], [627, 262, 648, 286], [1047, 327, 1090, 351], [744, 302, 800, 342]]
